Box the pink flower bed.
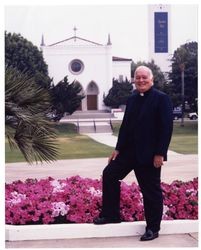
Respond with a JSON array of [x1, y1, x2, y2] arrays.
[[5, 176, 198, 225]]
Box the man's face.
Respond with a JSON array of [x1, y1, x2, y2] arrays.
[[134, 68, 153, 93]]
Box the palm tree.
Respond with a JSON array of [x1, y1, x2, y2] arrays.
[[5, 66, 58, 163]]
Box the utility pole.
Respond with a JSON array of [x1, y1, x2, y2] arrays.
[[180, 63, 185, 127]]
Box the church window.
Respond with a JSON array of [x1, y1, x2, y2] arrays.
[[69, 59, 84, 74]]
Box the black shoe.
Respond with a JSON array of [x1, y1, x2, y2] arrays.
[[93, 216, 121, 225], [140, 229, 159, 241]]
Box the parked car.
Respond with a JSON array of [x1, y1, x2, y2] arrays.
[[173, 107, 182, 120], [188, 112, 198, 120]]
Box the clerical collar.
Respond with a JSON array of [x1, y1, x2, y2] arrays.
[[138, 87, 153, 97]]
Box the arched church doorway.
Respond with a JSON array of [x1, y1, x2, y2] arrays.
[[86, 81, 99, 110]]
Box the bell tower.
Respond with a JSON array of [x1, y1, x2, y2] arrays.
[[148, 5, 171, 74]]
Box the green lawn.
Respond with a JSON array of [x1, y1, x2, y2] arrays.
[[5, 121, 198, 163], [169, 121, 198, 154], [112, 120, 198, 154], [5, 123, 113, 163]]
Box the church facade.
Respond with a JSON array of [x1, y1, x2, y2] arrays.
[[41, 32, 132, 111]]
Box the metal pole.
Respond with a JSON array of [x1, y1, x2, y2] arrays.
[[181, 68, 185, 127]]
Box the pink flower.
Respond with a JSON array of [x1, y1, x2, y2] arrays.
[[51, 202, 70, 217], [5, 176, 198, 225]]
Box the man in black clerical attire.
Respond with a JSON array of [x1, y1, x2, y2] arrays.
[[94, 65, 173, 241]]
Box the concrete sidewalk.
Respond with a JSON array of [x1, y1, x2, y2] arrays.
[[5, 233, 198, 248], [84, 132, 181, 155], [5, 154, 198, 185]]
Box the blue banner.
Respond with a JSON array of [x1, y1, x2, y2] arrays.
[[154, 12, 168, 53]]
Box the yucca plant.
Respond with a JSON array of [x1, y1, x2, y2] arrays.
[[5, 66, 58, 163]]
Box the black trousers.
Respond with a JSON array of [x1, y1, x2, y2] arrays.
[[101, 153, 163, 233]]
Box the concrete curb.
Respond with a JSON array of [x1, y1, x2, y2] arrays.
[[6, 219, 198, 241]]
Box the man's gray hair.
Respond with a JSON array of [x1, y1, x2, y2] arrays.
[[134, 65, 154, 80]]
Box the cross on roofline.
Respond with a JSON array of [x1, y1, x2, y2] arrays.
[[73, 26, 77, 41]]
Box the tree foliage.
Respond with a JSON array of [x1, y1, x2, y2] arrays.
[[104, 78, 133, 108], [5, 32, 52, 89], [5, 66, 58, 163], [168, 42, 198, 111], [50, 76, 85, 121], [5, 32, 85, 120]]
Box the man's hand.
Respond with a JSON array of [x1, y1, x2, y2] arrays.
[[153, 155, 164, 168], [108, 150, 119, 164]]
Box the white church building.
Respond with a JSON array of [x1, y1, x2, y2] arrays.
[[41, 4, 171, 112], [41, 30, 132, 111]]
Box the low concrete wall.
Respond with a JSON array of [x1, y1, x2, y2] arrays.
[[6, 220, 198, 241]]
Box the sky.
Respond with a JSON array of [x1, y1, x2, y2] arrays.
[[4, 1, 198, 63]]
